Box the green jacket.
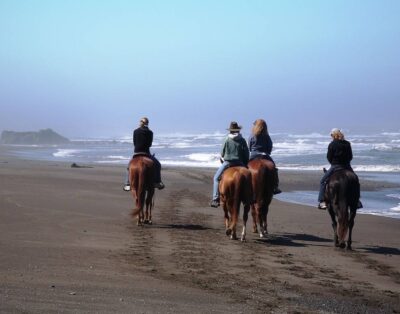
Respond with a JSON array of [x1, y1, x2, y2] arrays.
[[221, 133, 249, 164]]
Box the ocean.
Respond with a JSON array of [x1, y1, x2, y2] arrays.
[[3, 131, 400, 219]]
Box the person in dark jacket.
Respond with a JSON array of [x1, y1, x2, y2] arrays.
[[248, 119, 281, 194], [210, 121, 249, 208], [123, 117, 164, 191], [318, 128, 361, 209]]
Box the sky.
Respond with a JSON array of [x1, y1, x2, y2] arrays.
[[0, 0, 399, 138]]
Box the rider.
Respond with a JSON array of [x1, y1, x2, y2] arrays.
[[123, 117, 164, 191], [318, 128, 361, 209], [248, 119, 282, 195], [210, 121, 249, 208]]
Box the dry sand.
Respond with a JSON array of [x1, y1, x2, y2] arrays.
[[0, 154, 399, 313]]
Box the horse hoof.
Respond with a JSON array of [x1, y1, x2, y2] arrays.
[[346, 245, 352, 251], [241, 237, 246, 242], [259, 233, 265, 238], [339, 242, 346, 249], [230, 235, 237, 240], [148, 220, 152, 225], [252, 228, 258, 234], [144, 219, 149, 224], [226, 229, 232, 236]]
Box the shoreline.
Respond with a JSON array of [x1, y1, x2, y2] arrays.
[[2, 143, 400, 221], [0, 154, 399, 312]]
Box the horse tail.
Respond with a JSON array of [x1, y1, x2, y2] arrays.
[[336, 182, 349, 243], [132, 165, 146, 216]]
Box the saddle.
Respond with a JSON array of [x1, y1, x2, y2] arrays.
[[132, 152, 152, 159], [217, 162, 246, 181], [249, 154, 271, 162]]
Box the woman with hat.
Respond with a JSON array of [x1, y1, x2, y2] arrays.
[[210, 121, 249, 208], [123, 117, 164, 191], [318, 128, 359, 209]]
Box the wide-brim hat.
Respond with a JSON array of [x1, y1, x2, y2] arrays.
[[227, 121, 242, 131]]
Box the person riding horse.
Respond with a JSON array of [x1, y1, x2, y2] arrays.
[[124, 117, 164, 191], [210, 121, 249, 208], [318, 128, 362, 209], [248, 119, 281, 195]]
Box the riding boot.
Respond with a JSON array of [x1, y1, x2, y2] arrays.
[[273, 168, 282, 195]]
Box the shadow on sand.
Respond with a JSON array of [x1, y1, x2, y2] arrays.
[[254, 233, 331, 247], [359, 246, 400, 256]]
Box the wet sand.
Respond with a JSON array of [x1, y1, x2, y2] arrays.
[[0, 155, 399, 313]]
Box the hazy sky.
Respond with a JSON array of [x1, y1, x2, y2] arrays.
[[0, 0, 399, 137]]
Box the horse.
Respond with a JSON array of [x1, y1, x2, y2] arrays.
[[324, 169, 360, 250], [129, 155, 155, 226], [219, 166, 253, 241], [248, 158, 276, 238]]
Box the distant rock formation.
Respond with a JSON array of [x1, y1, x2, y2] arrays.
[[0, 129, 70, 145]]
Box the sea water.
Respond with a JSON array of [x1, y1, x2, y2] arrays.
[[3, 131, 399, 218]]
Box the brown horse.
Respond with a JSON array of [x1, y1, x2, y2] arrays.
[[324, 169, 360, 250], [219, 166, 253, 241], [129, 155, 155, 226], [248, 158, 276, 238]]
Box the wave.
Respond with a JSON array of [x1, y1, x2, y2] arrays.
[[185, 153, 220, 162], [160, 159, 220, 168], [53, 149, 80, 158]]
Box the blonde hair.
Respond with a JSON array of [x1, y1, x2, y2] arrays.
[[252, 119, 268, 136], [331, 128, 344, 140]]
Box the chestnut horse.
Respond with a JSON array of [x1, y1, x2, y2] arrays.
[[129, 155, 155, 226], [219, 166, 253, 241], [324, 169, 360, 250], [248, 158, 276, 238]]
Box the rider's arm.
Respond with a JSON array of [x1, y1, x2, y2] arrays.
[[327, 142, 334, 164], [266, 134, 273, 155], [242, 139, 249, 164]]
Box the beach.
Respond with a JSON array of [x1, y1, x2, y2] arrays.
[[0, 154, 399, 313]]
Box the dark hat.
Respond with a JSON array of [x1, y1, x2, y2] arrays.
[[227, 121, 242, 132], [140, 117, 149, 126]]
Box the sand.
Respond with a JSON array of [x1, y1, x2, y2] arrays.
[[0, 154, 399, 313]]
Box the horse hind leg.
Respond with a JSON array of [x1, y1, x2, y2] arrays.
[[251, 204, 258, 234], [241, 204, 250, 242], [328, 207, 339, 247], [347, 210, 356, 250]]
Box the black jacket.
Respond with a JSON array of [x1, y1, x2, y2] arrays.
[[133, 126, 153, 154], [327, 139, 353, 166]]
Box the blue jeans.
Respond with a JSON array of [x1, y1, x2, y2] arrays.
[[212, 161, 243, 200], [125, 154, 162, 185], [318, 165, 351, 202]]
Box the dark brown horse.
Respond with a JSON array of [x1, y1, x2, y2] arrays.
[[248, 158, 276, 238], [219, 166, 253, 241], [129, 155, 155, 226], [324, 169, 360, 250]]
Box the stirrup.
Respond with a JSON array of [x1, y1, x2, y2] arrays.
[[210, 199, 220, 208], [154, 182, 165, 190], [318, 202, 327, 210]]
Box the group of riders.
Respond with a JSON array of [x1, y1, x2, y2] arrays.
[[124, 117, 362, 210]]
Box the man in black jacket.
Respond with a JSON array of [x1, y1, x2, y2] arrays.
[[318, 128, 354, 209], [124, 117, 164, 191]]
